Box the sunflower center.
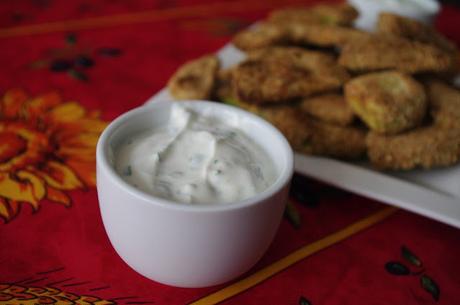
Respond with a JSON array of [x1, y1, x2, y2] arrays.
[[0, 131, 27, 164]]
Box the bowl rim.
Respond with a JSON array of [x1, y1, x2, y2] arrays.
[[96, 100, 294, 213]]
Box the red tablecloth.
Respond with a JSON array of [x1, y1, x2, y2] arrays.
[[1, 1, 460, 304]]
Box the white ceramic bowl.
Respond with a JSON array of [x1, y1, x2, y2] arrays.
[[96, 101, 293, 288], [349, 0, 440, 31]]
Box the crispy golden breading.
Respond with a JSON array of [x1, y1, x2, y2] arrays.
[[232, 59, 306, 103], [367, 80, 460, 169], [222, 98, 312, 149], [288, 23, 369, 48], [168, 5, 460, 170], [232, 22, 287, 51], [378, 13, 457, 53], [232, 59, 345, 103], [425, 80, 460, 130], [367, 127, 460, 170], [269, 3, 358, 27], [233, 47, 349, 103], [300, 94, 354, 126], [305, 119, 367, 159], [338, 34, 455, 73], [168, 55, 219, 100], [247, 47, 348, 80], [234, 5, 362, 51], [258, 105, 313, 150], [246, 46, 336, 65], [221, 98, 365, 159], [345, 71, 427, 134], [213, 68, 234, 101]]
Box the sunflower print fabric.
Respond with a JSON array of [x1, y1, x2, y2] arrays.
[[0, 89, 107, 222], [0, 283, 115, 305]]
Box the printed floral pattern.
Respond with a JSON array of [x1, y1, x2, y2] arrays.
[[0, 89, 107, 222], [385, 246, 440, 301], [29, 33, 122, 82], [0, 283, 115, 305]]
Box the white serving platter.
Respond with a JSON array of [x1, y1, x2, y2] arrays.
[[146, 43, 460, 229]]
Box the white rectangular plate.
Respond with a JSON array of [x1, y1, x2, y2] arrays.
[[145, 43, 460, 229]]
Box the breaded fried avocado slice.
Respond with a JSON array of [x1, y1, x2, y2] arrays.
[[213, 68, 234, 101], [345, 71, 427, 134], [233, 3, 359, 51], [338, 34, 455, 74], [425, 80, 460, 130], [269, 3, 358, 27], [366, 80, 460, 170], [377, 13, 457, 54], [300, 93, 354, 126], [168, 55, 219, 100], [306, 119, 367, 159], [221, 97, 366, 159], [367, 126, 460, 170], [246, 46, 337, 66], [233, 47, 349, 103], [222, 97, 312, 150], [233, 22, 288, 51], [287, 23, 369, 48]]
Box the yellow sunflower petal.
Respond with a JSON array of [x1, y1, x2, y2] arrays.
[[47, 102, 85, 122], [23, 91, 61, 119], [56, 120, 107, 134], [46, 186, 71, 207], [0, 171, 45, 209], [16, 171, 46, 207], [33, 161, 83, 190], [0, 197, 10, 220], [1, 88, 28, 118], [74, 119, 108, 133], [57, 147, 96, 162], [66, 160, 96, 187], [61, 133, 100, 147]]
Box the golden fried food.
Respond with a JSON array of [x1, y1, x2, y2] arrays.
[[233, 47, 349, 103], [345, 71, 427, 134], [168, 55, 219, 100], [288, 23, 369, 48], [232, 59, 305, 103], [300, 94, 354, 126], [378, 13, 457, 53], [367, 80, 460, 170], [269, 3, 358, 27], [222, 97, 312, 149], [305, 119, 367, 159], [221, 98, 365, 159], [246, 46, 336, 65], [425, 80, 460, 130], [247, 47, 349, 79], [168, 3, 460, 170], [234, 4, 362, 51], [258, 105, 313, 150], [338, 34, 455, 73], [367, 126, 460, 170], [232, 22, 287, 51], [213, 68, 233, 101]]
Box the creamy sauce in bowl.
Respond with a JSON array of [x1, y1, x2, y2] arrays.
[[372, 0, 438, 12], [115, 104, 276, 205], [349, 0, 440, 30]]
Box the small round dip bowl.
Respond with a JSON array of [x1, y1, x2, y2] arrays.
[[96, 101, 293, 288]]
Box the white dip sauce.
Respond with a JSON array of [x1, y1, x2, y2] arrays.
[[115, 104, 276, 205], [372, 0, 433, 12], [349, 0, 439, 30]]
